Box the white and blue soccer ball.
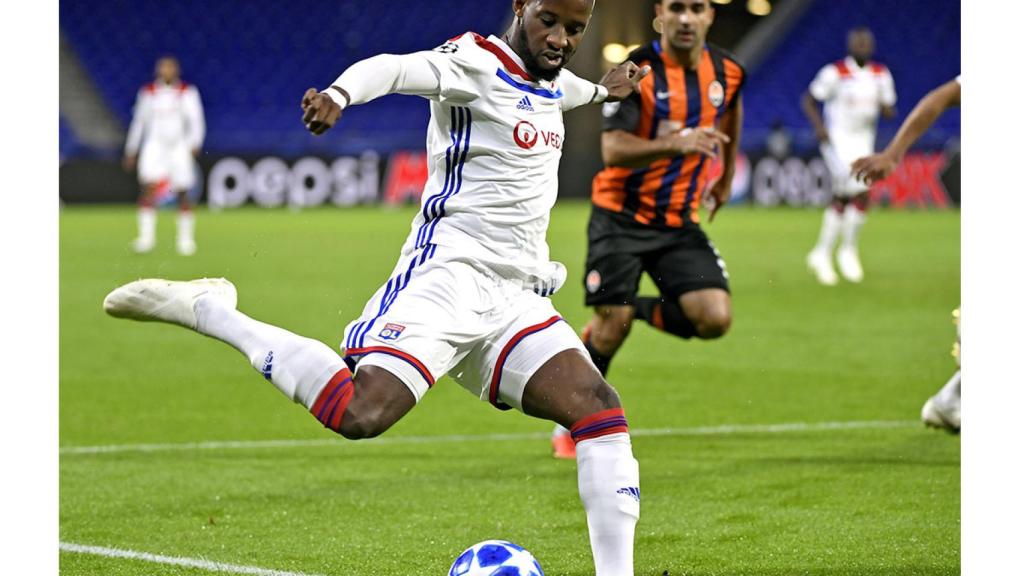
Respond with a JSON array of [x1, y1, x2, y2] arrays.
[[448, 540, 544, 576]]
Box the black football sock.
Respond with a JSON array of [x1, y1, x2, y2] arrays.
[[634, 296, 697, 339]]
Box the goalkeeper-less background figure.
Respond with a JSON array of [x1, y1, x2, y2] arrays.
[[123, 55, 205, 256]]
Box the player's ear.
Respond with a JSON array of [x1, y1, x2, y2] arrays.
[[512, 0, 527, 18]]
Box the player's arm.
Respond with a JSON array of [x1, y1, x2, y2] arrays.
[[602, 127, 730, 169], [852, 79, 960, 184], [301, 52, 447, 135], [801, 91, 829, 143], [123, 89, 147, 171], [708, 94, 743, 222]]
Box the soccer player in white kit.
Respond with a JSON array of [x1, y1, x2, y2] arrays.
[[802, 28, 896, 285], [123, 56, 206, 256], [853, 77, 962, 433], [103, 1, 651, 574]]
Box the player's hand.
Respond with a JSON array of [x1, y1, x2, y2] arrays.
[[669, 127, 730, 158], [122, 154, 136, 172], [851, 151, 899, 185], [600, 62, 651, 102], [815, 126, 830, 143], [301, 88, 343, 136], [191, 148, 201, 158], [707, 178, 731, 223]]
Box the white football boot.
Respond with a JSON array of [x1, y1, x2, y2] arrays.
[[806, 250, 839, 286], [132, 236, 156, 254], [103, 278, 237, 330], [921, 392, 961, 433], [176, 237, 197, 256], [836, 246, 864, 283]]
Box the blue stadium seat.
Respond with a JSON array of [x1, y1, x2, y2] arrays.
[[742, 0, 960, 152], [60, 0, 509, 155]]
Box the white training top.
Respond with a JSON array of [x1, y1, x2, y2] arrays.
[[809, 56, 896, 143], [329, 32, 604, 284], [125, 81, 206, 155]]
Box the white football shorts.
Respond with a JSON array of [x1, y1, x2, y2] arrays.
[[341, 244, 586, 411], [138, 140, 196, 190], [820, 136, 874, 197]]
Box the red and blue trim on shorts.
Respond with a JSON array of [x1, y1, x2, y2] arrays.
[[570, 408, 629, 444], [343, 345, 436, 388], [488, 315, 565, 410]]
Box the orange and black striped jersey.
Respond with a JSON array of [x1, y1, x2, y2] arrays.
[[592, 41, 745, 228]]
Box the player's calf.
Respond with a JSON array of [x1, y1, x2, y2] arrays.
[[584, 306, 635, 376]]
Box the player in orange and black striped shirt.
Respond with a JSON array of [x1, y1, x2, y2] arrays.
[[580, 0, 744, 381]]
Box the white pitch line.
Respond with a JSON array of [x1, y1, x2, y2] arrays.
[[59, 419, 919, 456], [59, 542, 323, 576]]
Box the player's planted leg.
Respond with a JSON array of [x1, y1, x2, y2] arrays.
[[176, 191, 197, 256], [133, 185, 159, 253], [837, 193, 868, 282], [522, 350, 639, 576], [554, 306, 634, 459], [807, 201, 843, 285], [103, 278, 415, 439]]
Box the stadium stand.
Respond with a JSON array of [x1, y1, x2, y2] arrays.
[[59, 0, 509, 155], [743, 0, 960, 152], [60, 0, 958, 157]]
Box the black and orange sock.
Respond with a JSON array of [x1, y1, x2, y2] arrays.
[[634, 297, 697, 339]]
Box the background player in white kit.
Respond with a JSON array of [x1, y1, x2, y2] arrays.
[[103, 1, 651, 574], [802, 28, 896, 285], [123, 56, 205, 256]]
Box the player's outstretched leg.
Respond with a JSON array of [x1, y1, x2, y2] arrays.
[[522, 350, 639, 576], [103, 278, 415, 439]]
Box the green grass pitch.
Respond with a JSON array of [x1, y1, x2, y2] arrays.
[[59, 202, 960, 575]]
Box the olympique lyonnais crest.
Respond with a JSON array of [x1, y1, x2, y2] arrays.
[[378, 323, 406, 341], [708, 80, 725, 108]]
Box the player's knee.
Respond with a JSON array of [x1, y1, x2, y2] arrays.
[[694, 306, 732, 339], [572, 374, 622, 417], [337, 404, 393, 440]]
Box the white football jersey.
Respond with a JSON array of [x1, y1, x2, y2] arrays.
[[810, 56, 896, 145], [125, 81, 206, 155], [393, 32, 600, 283]]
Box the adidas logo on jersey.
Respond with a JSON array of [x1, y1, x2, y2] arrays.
[[516, 96, 535, 112]]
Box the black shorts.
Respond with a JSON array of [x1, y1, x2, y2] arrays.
[[583, 206, 730, 307]]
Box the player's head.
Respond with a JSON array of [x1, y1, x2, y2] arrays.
[[654, 0, 714, 53], [847, 27, 875, 64], [155, 56, 181, 84], [509, 0, 595, 81]]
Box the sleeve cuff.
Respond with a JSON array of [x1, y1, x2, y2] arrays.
[[592, 84, 609, 104], [323, 86, 350, 109]]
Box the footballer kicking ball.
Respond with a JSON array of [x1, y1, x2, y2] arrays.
[[448, 540, 544, 576]]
